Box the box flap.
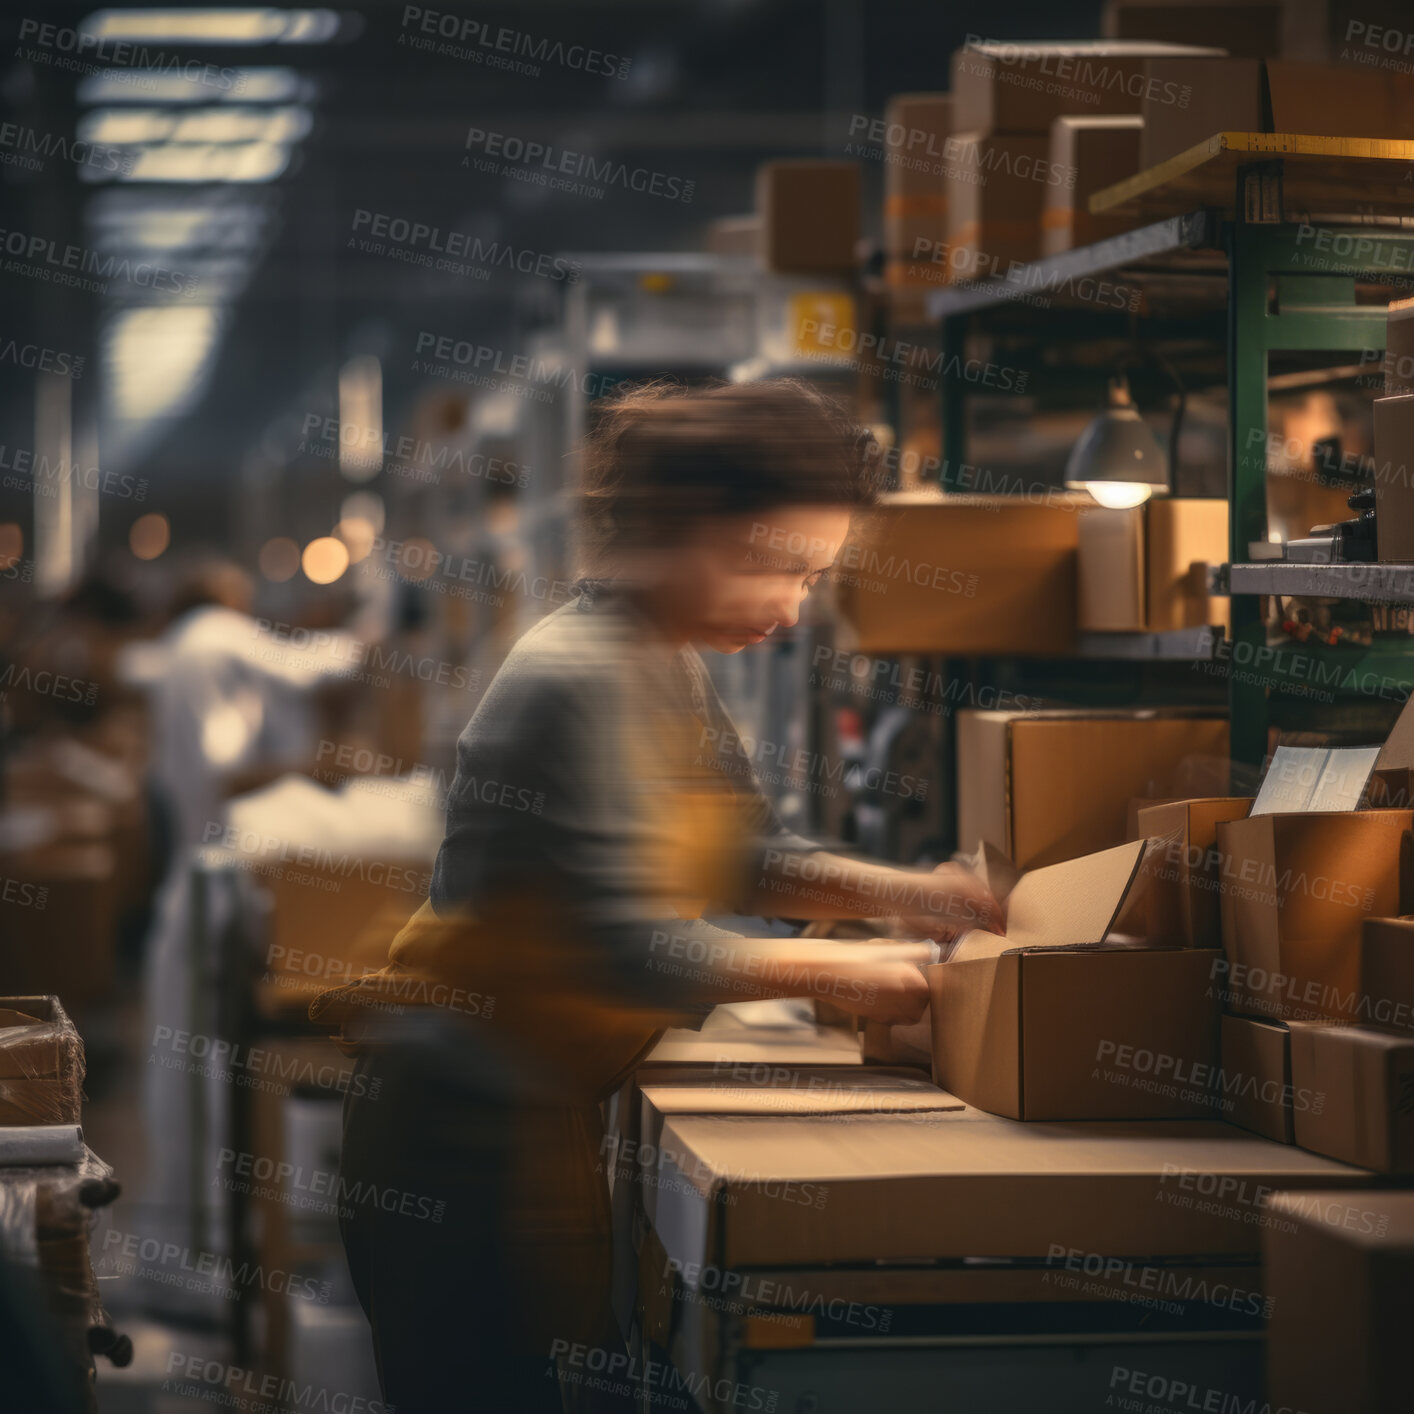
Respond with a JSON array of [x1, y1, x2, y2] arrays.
[[967, 838, 1021, 907], [1252, 745, 1381, 814], [1375, 697, 1414, 775], [950, 839, 1149, 962], [639, 1066, 962, 1117]]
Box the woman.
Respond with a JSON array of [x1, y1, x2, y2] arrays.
[[316, 380, 1002, 1412]]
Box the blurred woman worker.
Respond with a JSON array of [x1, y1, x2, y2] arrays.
[[314, 381, 1003, 1413]]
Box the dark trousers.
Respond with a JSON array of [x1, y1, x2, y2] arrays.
[[338, 1035, 634, 1414]]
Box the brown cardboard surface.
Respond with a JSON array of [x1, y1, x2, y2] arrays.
[[1289, 1021, 1414, 1172], [1217, 810, 1414, 1021], [756, 161, 859, 273], [1220, 1014, 1294, 1143], [1104, 1, 1285, 60], [1146, 498, 1230, 631], [1043, 116, 1142, 255], [951, 40, 1222, 134], [930, 947, 1220, 1120], [958, 709, 1230, 870], [883, 94, 954, 286], [1139, 58, 1265, 169], [834, 496, 1081, 655], [950, 839, 1147, 962], [1077, 505, 1145, 631], [944, 131, 1052, 278], [1266, 60, 1414, 141], [650, 1108, 1368, 1270], [1265, 1189, 1414, 1414], [1371, 393, 1414, 562], [1139, 797, 1253, 947], [1383, 297, 1414, 396], [638, 1066, 958, 1115], [1360, 915, 1414, 1036], [643, 1020, 863, 1066]]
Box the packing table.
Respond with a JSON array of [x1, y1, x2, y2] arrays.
[[621, 1008, 1372, 1414]]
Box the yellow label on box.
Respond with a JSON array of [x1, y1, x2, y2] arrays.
[[790, 292, 855, 355]]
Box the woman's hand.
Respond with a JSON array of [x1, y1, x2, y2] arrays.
[[898, 862, 1005, 944]]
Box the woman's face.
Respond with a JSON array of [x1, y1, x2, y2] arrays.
[[650, 506, 853, 654]]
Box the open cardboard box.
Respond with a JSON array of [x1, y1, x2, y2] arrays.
[[929, 839, 1221, 1120], [1138, 796, 1254, 947]]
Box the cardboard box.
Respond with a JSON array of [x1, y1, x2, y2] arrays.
[[959, 709, 1230, 870], [1138, 796, 1254, 946], [1383, 295, 1414, 396], [951, 41, 1222, 134], [1266, 60, 1414, 141], [1265, 1189, 1414, 1414], [1368, 696, 1414, 808], [650, 1106, 1366, 1271], [1360, 915, 1414, 1036], [705, 215, 760, 259], [1372, 394, 1414, 563], [834, 492, 1082, 656], [1104, 1, 1288, 60], [883, 93, 953, 288], [944, 131, 1052, 280], [1220, 1013, 1295, 1142], [1288, 1021, 1414, 1171], [1138, 58, 1265, 170], [930, 839, 1222, 1120], [1251, 743, 1382, 813], [756, 161, 859, 274], [1077, 498, 1229, 633], [0, 996, 84, 1126], [1217, 809, 1414, 1021], [1043, 116, 1142, 255]]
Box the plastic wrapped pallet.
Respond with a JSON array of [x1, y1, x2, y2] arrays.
[[0, 997, 85, 1126]]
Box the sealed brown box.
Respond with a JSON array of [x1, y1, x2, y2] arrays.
[[951, 40, 1221, 134], [756, 161, 859, 273], [0, 996, 84, 1126], [1382, 295, 1414, 396], [1138, 58, 1265, 170], [834, 493, 1081, 656], [1217, 810, 1414, 1021], [1265, 1189, 1414, 1414], [1220, 1013, 1295, 1142], [1360, 915, 1414, 1036], [1288, 1021, 1414, 1172], [1043, 115, 1141, 255], [944, 131, 1053, 280], [959, 709, 1230, 870], [883, 93, 953, 287], [1138, 796, 1253, 947], [1103, 1, 1287, 60], [930, 839, 1222, 1120], [1077, 498, 1230, 633], [1371, 394, 1414, 562], [1266, 60, 1414, 140]]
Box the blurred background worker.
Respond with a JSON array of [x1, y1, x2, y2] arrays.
[[316, 382, 1002, 1413]]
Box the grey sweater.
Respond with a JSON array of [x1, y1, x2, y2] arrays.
[[429, 584, 819, 1012]]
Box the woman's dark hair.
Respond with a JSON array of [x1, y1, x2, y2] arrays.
[[579, 378, 885, 570]]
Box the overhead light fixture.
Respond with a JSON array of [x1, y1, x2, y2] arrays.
[[1064, 373, 1172, 509], [81, 8, 340, 45]]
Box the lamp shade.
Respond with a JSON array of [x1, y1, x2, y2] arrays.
[[1064, 375, 1170, 508]]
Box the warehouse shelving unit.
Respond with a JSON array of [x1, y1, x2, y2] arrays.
[[925, 138, 1414, 795]]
